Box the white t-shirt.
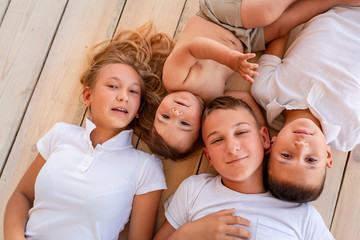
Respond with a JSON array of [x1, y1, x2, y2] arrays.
[[251, 6, 360, 152], [166, 174, 334, 240], [25, 119, 166, 240]]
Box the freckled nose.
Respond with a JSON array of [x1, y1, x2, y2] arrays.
[[172, 108, 183, 118]]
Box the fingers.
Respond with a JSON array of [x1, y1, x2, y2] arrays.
[[243, 52, 257, 60], [242, 70, 258, 82], [224, 214, 251, 228], [225, 226, 251, 240], [213, 208, 236, 216]]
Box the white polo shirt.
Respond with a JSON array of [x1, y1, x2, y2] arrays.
[[251, 6, 360, 152], [25, 119, 166, 240]]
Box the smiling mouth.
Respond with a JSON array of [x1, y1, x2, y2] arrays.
[[112, 107, 128, 113]]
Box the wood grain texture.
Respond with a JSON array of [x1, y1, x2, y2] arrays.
[[331, 150, 360, 239], [0, 0, 67, 174], [0, 0, 125, 237]]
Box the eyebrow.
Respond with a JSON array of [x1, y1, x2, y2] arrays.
[[206, 122, 250, 140], [108, 76, 140, 87], [156, 116, 193, 132]]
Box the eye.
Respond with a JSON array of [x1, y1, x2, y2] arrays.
[[130, 89, 139, 94], [211, 138, 222, 144], [181, 121, 190, 126], [281, 153, 291, 159], [306, 157, 317, 163], [107, 85, 117, 89], [162, 114, 169, 119], [235, 130, 248, 135]]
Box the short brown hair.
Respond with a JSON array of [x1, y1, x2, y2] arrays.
[[148, 127, 202, 161], [202, 96, 259, 128], [80, 22, 175, 144], [263, 157, 326, 203]]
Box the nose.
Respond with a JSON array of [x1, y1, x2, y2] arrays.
[[117, 90, 128, 102], [171, 108, 183, 118], [227, 140, 240, 155], [294, 140, 309, 149]]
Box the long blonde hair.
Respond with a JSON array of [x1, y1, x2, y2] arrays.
[[80, 22, 175, 144]]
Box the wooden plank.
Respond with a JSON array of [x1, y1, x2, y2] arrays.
[[118, 0, 186, 36], [173, 0, 199, 40], [311, 148, 347, 227], [0, 0, 67, 174], [0, 0, 125, 237], [0, 0, 9, 25], [331, 150, 360, 239]]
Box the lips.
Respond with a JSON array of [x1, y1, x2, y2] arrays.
[[293, 129, 312, 135], [111, 107, 128, 113], [227, 156, 247, 164], [175, 99, 189, 107]]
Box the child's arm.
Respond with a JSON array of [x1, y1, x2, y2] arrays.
[[4, 154, 45, 240], [163, 36, 258, 88], [153, 209, 251, 240], [225, 90, 266, 127], [263, 0, 351, 43], [263, 34, 290, 59], [127, 190, 163, 240]]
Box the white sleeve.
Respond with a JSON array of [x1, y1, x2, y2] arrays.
[[36, 122, 64, 160], [305, 205, 334, 240], [135, 154, 167, 195], [251, 54, 281, 109], [164, 176, 196, 229]]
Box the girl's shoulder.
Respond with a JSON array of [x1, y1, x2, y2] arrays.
[[45, 122, 85, 139]]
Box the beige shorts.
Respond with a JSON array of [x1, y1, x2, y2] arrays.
[[197, 0, 265, 53]]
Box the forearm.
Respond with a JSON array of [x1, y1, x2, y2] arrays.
[[188, 36, 236, 68], [4, 192, 32, 240], [128, 190, 162, 240], [264, 0, 339, 42], [264, 34, 289, 59]]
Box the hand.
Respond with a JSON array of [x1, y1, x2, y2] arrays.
[[175, 208, 251, 240], [229, 50, 258, 83]]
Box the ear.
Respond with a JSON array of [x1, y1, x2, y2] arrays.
[[325, 145, 333, 168], [202, 146, 213, 166], [82, 86, 92, 107], [260, 126, 271, 150]]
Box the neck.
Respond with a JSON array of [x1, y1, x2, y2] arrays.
[[283, 109, 322, 130], [90, 127, 124, 148], [222, 167, 266, 194]]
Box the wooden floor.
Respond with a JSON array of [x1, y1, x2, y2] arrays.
[[0, 0, 359, 239]]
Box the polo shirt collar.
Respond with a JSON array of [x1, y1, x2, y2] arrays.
[[84, 118, 133, 149]]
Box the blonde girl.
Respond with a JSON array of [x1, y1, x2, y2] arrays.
[[4, 23, 174, 240]]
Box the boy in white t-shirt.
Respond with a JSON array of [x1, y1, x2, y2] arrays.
[[154, 96, 334, 240], [251, 6, 360, 203]]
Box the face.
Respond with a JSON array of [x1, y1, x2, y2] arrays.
[[83, 63, 141, 137], [202, 108, 270, 191], [154, 91, 204, 153], [268, 118, 333, 188]]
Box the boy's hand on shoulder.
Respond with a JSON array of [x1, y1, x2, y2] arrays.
[[229, 50, 258, 82]]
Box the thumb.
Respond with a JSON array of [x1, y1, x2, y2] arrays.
[[213, 208, 236, 216]]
